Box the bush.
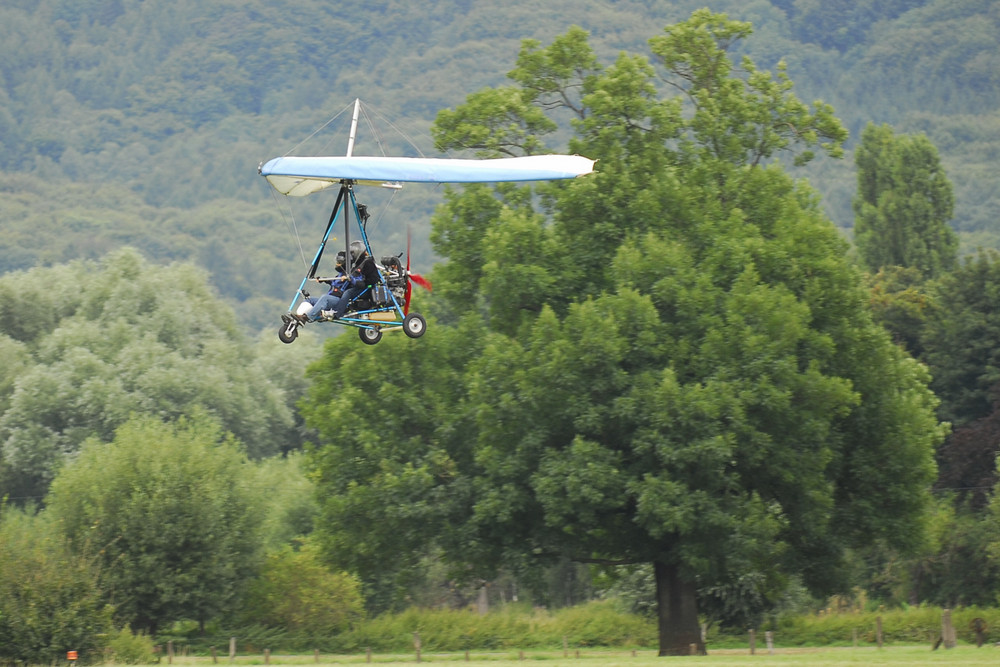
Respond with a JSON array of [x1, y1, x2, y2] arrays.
[[0, 508, 113, 664], [334, 600, 656, 652], [708, 605, 1000, 647], [107, 626, 156, 664]]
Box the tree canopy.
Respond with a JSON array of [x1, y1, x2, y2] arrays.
[[0, 247, 298, 501], [46, 414, 266, 634], [853, 122, 957, 279], [0, 1, 999, 336], [304, 12, 945, 655]]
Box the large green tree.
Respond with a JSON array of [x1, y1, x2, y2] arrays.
[[852, 122, 958, 279], [0, 247, 297, 501], [46, 414, 265, 634], [305, 12, 945, 655]]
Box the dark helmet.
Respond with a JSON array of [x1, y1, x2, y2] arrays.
[[335, 250, 346, 267], [349, 240, 367, 262]]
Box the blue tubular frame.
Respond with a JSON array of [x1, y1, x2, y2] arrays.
[[288, 181, 406, 331]]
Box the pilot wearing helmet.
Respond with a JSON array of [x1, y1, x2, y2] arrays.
[[329, 240, 381, 319]]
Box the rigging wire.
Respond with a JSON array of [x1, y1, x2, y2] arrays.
[[271, 99, 434, 268], [281, 100, 355, 157], [269, 185, 310, 272]]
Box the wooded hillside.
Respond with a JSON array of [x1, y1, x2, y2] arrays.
[[1, 0, 997, 333]]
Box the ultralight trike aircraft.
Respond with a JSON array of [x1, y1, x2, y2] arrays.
[[259, 99, 595, 345]]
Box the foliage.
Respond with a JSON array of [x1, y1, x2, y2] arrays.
[[0, 0, 999, 338], [0, 505, 113, 664], [337, 600, 655, 652], [853, 123, 957, 279], [865, 266, 934, 357], [45, 414, 266, 634], [764, 605, 1000, 647], [252, 453, 319, 551], [933, 410, 1000, 510], [0, 247, 297, 501], [303, 314, 486, 615], [921, 250, 1000, 426], [306, 11, 945, 656], [106, 626, 156, 665], [242, 540, 365, 635], [910, 498, 1000, 608]]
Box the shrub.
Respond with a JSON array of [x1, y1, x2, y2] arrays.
[[107, 626, 156, 664]]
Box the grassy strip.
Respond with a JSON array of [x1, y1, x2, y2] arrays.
[[146, 645, 1000, 666]]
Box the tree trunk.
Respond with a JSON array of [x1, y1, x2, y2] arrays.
[[654, 561, 705, 656]]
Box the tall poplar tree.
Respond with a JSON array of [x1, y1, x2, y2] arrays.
[[305, 11, 945, 655], [853, 122, 958, 279]]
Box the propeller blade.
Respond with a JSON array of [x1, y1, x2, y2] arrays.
[[409, 273, 432, 291]]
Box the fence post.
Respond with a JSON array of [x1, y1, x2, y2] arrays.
[[211, 646, 217, 664], [264, 648, 270, 665], [876, 616, 883, 649], [229, 638, 236, 663], [414, 631, 421, 663], [563, 636, 568, 658], [749, 629, 756, 655], [366, 647, 372, 663], [167, 641, 174, 665], [314, 649, 320, 663], [942, 608, 956, 649], [765, 631, 774, 655]]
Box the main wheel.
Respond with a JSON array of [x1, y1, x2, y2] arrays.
[[403, 312, 426, 338], [359, 326, 383, 345], [278, 321, 299, 344]]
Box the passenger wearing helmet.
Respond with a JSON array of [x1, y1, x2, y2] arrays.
[[331, 240, 381, 319]]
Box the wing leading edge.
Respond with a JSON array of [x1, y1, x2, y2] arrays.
[[260, 154, 595, 196]]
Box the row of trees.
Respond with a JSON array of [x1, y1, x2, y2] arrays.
[[0, 416, 364, 663], [851, 121, 1000, 607], [0, 248, 307, 501]]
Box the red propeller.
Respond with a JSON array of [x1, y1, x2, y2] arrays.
[[404, 227, 431, 315]]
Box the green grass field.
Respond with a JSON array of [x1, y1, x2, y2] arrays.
[[157, 646, 1000, 667]]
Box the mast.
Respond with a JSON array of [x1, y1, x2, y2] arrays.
[[343, 98, 361, 270], [346, 98, 361, 157]]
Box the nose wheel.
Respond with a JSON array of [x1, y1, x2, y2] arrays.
[[278, 316, 299, 344]]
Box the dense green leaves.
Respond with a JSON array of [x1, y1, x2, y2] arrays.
[[46, 415, 265, 634], [922, 251, 1000, 426], [0, 248, 297, 500], [306, 13, 944, 654], [243, 540, 364, 635], [0, 508, 113, 664], [853, 123, 957, 278], [0, 0, 998, 339]]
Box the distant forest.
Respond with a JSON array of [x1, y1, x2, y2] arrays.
[[1, 0, 998, 333]]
